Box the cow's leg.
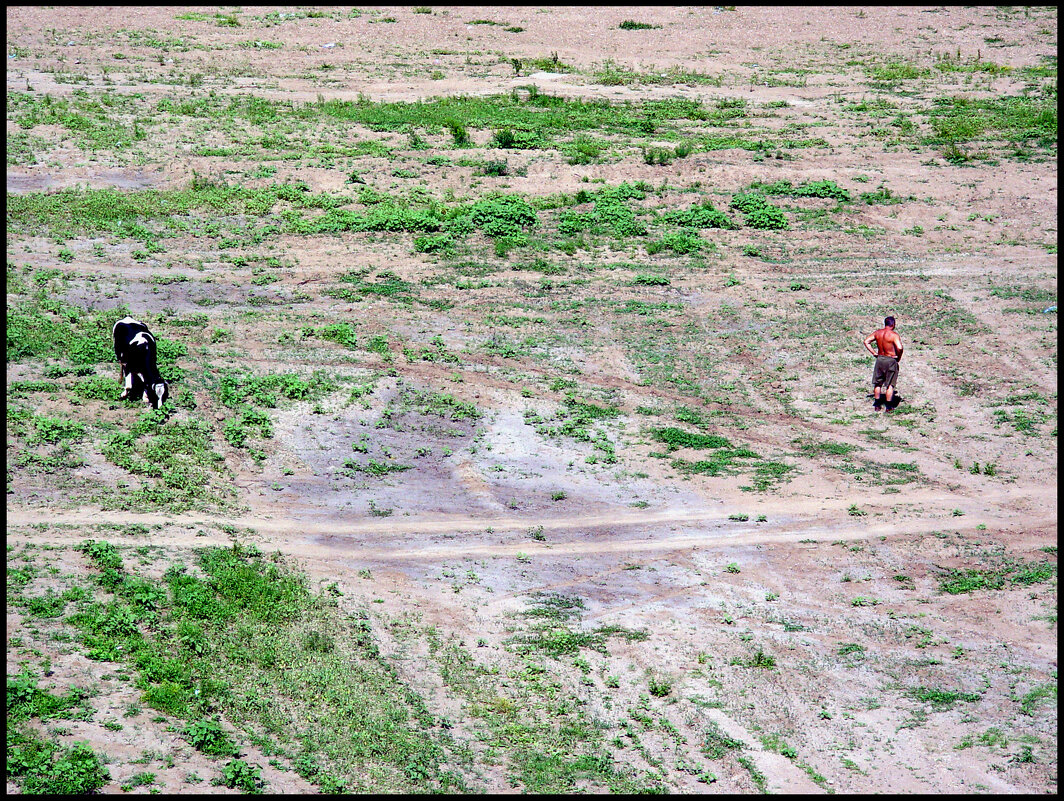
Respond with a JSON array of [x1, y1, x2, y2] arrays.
[[118, 362, 132, 399]]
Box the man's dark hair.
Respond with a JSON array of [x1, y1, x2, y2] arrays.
[[884, 316, 896, 328]]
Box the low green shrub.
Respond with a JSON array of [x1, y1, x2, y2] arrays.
[[661, 229, 703, 253], [16, 740, 110, 794], [185, 717, 238, 756], [743, 205, 789, 230], [218, 759, 265, 794], [661, 202, 737, 230], [642, 146, 673, 165], [651, 427, 730, 450]]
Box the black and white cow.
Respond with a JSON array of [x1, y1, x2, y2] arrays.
[[112, 316, 169, 409]]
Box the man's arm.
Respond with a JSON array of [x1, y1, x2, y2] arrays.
[[863, 333, 878, 357], [893, 333, 903, 361]]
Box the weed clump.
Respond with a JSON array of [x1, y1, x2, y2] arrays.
[[642, 146, 674, 165], [660, 228, 704, 253], [446, 120, 470, 146], [651, 427, 731, 451], [491, 127, 541, 149], [558, 182, 647, 239], [101, 410, 229, 512], [466, 194, 538, 238], [755, 179, 852, 202], [185, 717, 238, 756], [520, 592, 586, 621], [218, 371, 315, 408], [647, 677, 672, 697], [566, 134, 604, 164], [7, 736, 110, 795], [660, 201, 737, 230], [729, 191, 788, 229], [507, 592, 648, 659], [745, 207, 789, 230], [8, 299, 125, 366], [938, 559, 1056, 594], [907, 686, 981, 709], [217, 759, 266, 794]]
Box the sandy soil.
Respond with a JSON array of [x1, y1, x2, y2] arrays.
[[6, 5, 1057, 795]]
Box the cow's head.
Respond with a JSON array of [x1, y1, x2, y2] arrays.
[[149, 381, 170, 410]]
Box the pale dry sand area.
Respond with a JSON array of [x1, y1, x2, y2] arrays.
[[7, 6, 1056, 794]]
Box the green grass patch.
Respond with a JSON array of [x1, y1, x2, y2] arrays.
[[7, 299, 129, 367], [190, 91, 723, 144], [506, 623, 648, 657], [101, 408, 231, 512], [650, 427, 731, 451], [398, 387, 482, 421], [907, 686, 981, 709], [518, 592, 586, 622], [7, 669, 94, 723], [6, 730, 110, 795], [923, 92, 1056, 147], [7, 180, 296, 238], [66, 541, 470, 791], [527, 398, 619, 464], [866, 60, 931, 82], [8, 90, 148, 152], [660, 201, 738, 230], [938, 558, 1056, 594], [1018, 682, 1057, 716], [752, 178, 852, 202], [217, 371, 322, 408]]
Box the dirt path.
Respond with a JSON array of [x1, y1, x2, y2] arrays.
[[7, 499, 1055, 561], [7, 6, 1056, 794]]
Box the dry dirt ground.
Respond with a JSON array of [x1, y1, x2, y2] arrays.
[[6, 5, 1057, 795]]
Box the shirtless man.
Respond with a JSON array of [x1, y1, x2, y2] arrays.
[[863, 316, 904, 411]]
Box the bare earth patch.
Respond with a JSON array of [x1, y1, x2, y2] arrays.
[[7, 6, 1056, 795]]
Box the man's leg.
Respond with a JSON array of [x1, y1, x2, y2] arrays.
[[885, 361, 899, 409]]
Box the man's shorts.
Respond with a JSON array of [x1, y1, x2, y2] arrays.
[[873, 355, 899, 389]]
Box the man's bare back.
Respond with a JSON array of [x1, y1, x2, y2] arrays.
[[863, 316, 904, 409], [870, 327, 902, 359]]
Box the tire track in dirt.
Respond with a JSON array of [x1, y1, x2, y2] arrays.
[[7, 505, 1054, 563], [792, 260, 1057, 282], [4, 503, 812, 539]]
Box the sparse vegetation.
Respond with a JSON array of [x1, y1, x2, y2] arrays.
[[5, 6, 1057, 796]]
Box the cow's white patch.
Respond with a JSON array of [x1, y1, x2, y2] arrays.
[[130, 332, 154, 348]]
